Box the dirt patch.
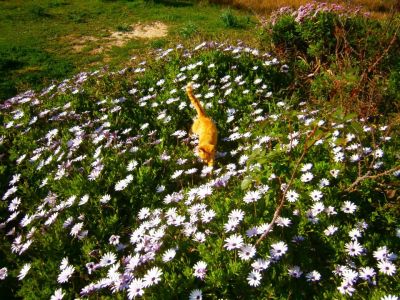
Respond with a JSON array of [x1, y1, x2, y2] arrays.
[[65, 22, 168, 54], [109, 22, 168, 46], [89, 46, 105, 55], [63, 35, 99, 53]]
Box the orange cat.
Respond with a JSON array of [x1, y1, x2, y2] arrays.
[[186, 83, 218, 167]]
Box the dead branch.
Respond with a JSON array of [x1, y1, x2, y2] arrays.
[[346, 165, 400, 192], [255, 127, 318, 246]]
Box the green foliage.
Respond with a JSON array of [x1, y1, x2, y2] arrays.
[[270, 15, 302, 50], [385, 60, 400, 111], [270, 12, 380, 61], [265, 9, 400, 117], [29, 5, 52, 18], [150, 38, 168, 48], [179, 22, 198, 38], [220, 9, 240, 28], [116, 23, 132, 32]]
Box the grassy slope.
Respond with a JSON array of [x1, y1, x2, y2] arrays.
[[0, 0, 256, 101]]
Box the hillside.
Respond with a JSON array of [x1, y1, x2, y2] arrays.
[[0, 1, 399, 299]]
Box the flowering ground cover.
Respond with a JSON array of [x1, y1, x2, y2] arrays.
[[0, 37, 399, 300]]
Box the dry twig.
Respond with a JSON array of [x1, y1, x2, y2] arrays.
[[346, 165, 400, 192], [255, 127, 318, 246]]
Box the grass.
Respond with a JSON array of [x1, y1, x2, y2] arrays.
[[0, 0, 255, 101]]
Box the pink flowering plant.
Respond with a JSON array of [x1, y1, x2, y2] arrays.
[[0, 38, 399, 299]]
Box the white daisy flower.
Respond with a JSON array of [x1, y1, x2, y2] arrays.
[[330, 169, 340, 178], [270, 241, 288, 259], [243, 190, 262, 204], [310, 190, 323, 201], [171, 170, 184, 179], [251, 259, 270, 271], [247, 270, 262, 287], [50, 288, 65, 300], [275, 217, 292, 227], [345, 240, 364, 256], [285, 190, 299, 202], [306, 270, 321, 282], [359, 266, 376, 281], [337, 282, 355, 296], [224, 234, 244, 250], [70, 222, 83, 237], [189, 289, 202, 300], [128, 278, 144, 299], [378, 261, 396, 276], [109, 235, 120, 246], [301, 163, 313, 172], [324, 225, 338, 236], [100, 194, 111, 204], [0, 267, 7, 280], [59, 257, 69, 270], [288, 265, 303, 278], [57, 265, 75, 283], [228, 209, 245, 221], [193, 261, 207, 279], [18, 263, 31, 280], [238, 244, 256, 261], [162, 248, 177, 262], [143, 266, 163, 287], [224, 219, 240, 232], [381, 295, 399, 300], [341, 201, 357, 214], [99, 252, 117, 267]]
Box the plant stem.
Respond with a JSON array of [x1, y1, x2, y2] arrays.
[[255, 126, 318, 246], [346, 165, 400, 192]]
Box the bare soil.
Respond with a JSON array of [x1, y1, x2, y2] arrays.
[[66, 22, 168, 54]]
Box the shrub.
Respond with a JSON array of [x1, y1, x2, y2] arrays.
[[263, 3, 400, 117], [270, 14, 303, 52], [220, 9, 240, 28]]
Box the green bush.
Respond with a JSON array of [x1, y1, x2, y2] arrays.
[[270, 15, 303, 51], [265, 6, 400, 116], [220, 9, 240, 28], [270, 12, 380, 61]]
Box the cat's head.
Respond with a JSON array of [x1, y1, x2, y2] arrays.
[[198, 144, 215, 166]]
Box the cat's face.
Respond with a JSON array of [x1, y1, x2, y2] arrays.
[[198, 144, 215, 166]]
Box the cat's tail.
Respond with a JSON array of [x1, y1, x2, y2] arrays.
[[186, 82, 206, 117]]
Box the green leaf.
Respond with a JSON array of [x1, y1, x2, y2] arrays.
[[344, 113, 357, 121], [241, 177, 252, 190], [350, 121, 363, 135]]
